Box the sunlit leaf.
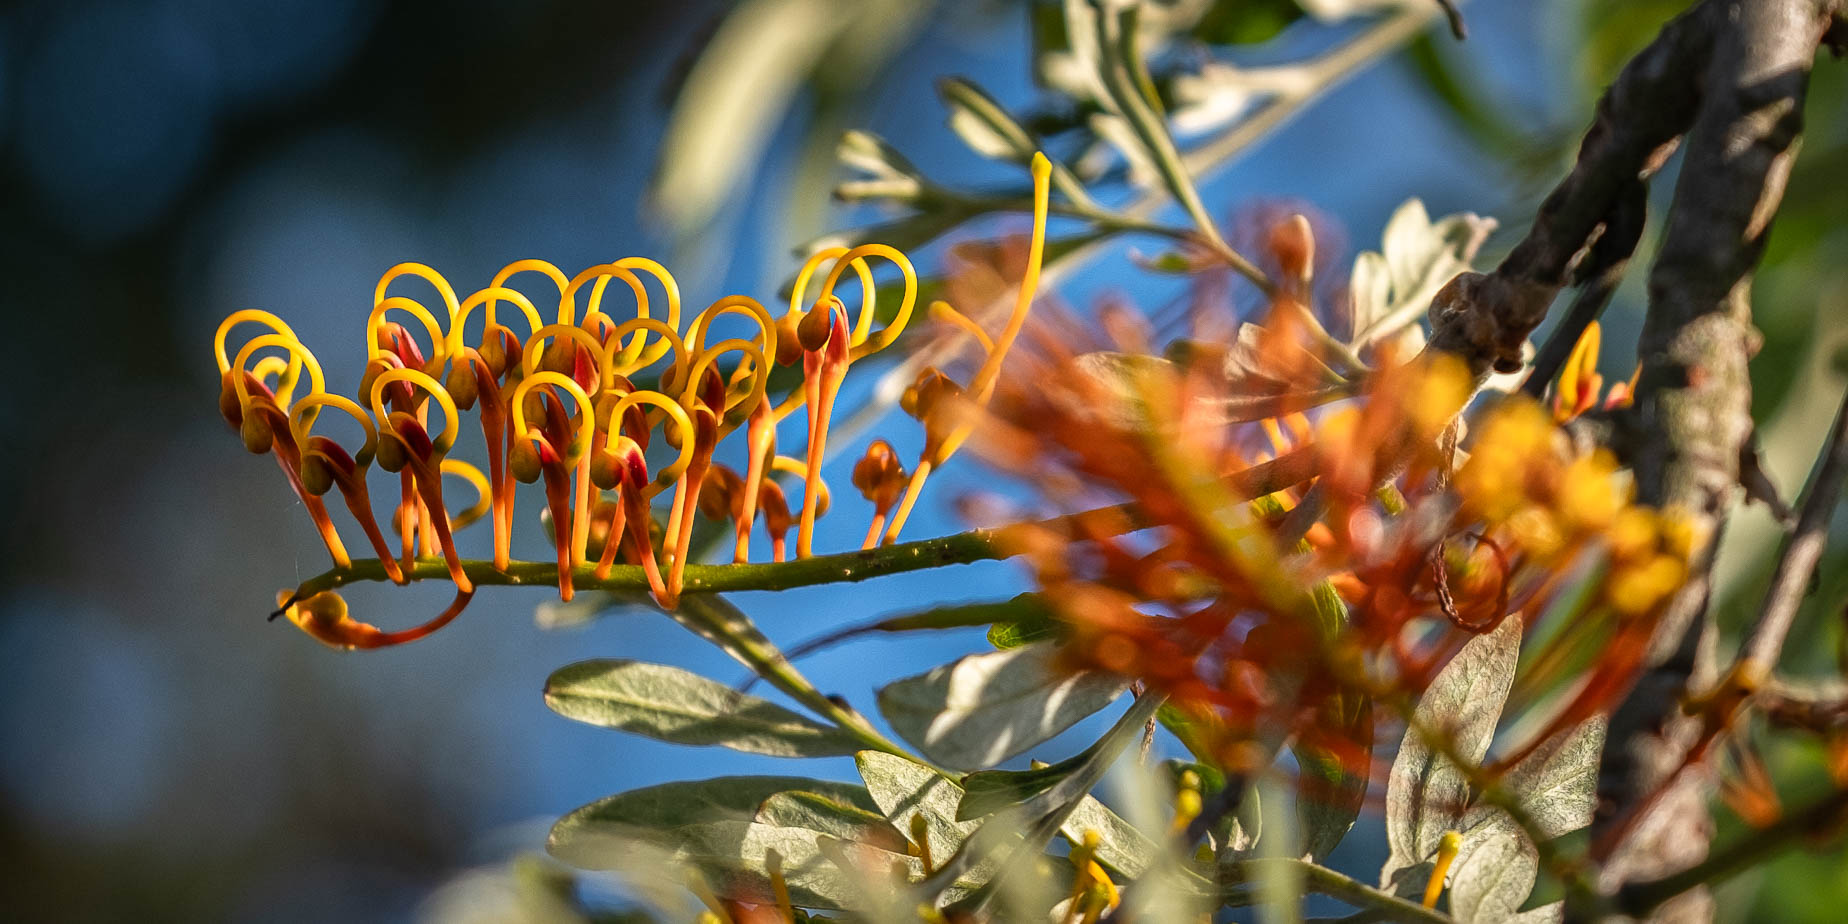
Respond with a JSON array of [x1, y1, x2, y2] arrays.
[[1380, 617, 1521, 891], [756, 790, 910, 853], [854, 750, 983, 857], [545, 659, 861, 757], [877, 642, 1129, 770]]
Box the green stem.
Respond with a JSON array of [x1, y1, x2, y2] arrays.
[[1221, 858, 1451, 924], [287, 449, 1316, 604], [670, 594, 940, 772]]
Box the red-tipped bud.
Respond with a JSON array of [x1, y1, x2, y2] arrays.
[[301, 453, 335, 496], [698, 465, 742, 521], [375, 433, 408, 472], [240, 409, 275, 454], [478, 323, 512, 379], [852, 439, 906, 511], [797, 297, 843, 352], [219, 372, 245, 430], [901, 367, 963, 422], [540, 339, 576, 376], [509, 438, 542, 484], [775, 311, 806, 366], [445, 357, 479, 410], [1270, 213, 1315, 289], [589, 449, 622, 491]]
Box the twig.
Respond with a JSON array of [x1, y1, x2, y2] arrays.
[[1434, 0, 1467, 41], [1593, 0, 1834, 908], [1737, 431, 1797, 524], [1220, 858, 1452, 924], [1738, 389, 1848, 672], [1519, 177, 1648, 399], [1611, 785, 1848, 917], [1427, 1, 1715, 380], [283, 449, 1317, 605]]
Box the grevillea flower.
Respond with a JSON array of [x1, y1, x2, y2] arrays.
[[962, 212, 1698, 804], [218, 154, 1054, 648]]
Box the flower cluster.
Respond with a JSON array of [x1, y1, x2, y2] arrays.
[[965, 215, 1699, 783], [218, 156, 1052, 647]]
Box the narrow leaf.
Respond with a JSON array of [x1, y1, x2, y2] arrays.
[[756, 790, 910, 854], [545, 660, 861, 757], [549, 775, 878, 856], [877, 642, 1128, 770], [855, 751, 982, 857]]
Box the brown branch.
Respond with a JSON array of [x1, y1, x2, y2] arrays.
[[1586, 1, 1839, 918], [1739, 389, 1848, 671], [1427, 1, 1715, 380]]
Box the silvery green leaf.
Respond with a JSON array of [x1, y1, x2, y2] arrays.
[[755, 790, 909, 853], [838, 129, 923, 181], [1447, 812, 1537, 923], [1061, 794, 1160, 878], [1350, 198, 1496, 347], [1380, 617, 1522, 891], [939, 77, 1037, 162], [1471, 717, 1605, 841], [551, 775, 879, 837], [876, 641, 1129, 770], [545, 660, 861, 757], [855, 751, 983, 857]]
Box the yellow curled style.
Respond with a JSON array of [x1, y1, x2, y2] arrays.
[[771, 455, 829, 514], [605, 390, 696, 492], [816, 245, 917, 360], [215, 310, 305, 401], [520, 324, 610, 396], [367, 296, 450, 367], [601, 317, 686, 383], [447, 285, 545, 358], [791, 248, 878, 346], [684, 295, 777, 372], [509, 371, 597, 463], [569, 258, 683, 370], [248, 356, 292, 390], [928, 300, 994, 353], [681, 338, 769, 421], [440, 459, 492, 530], [233, 332, 326, 411], [369, 367, 461, 455], [373, 263, 462, 323], [289, 393, 379, 463], [489, 260, 571, 330]]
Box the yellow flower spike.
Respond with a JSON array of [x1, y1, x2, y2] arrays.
[[792, 247, 879, 346], [565, 258, 683, 369], [368, 367, 462, 456], [441, 459, 492, 530], [601, 317, 687, 382], [374, 262, 462, 323], [446, 285, 545, 360], [216, 310, 309, 412], [232, 332, 327, 417], [814, 244, 917, 360], [489, 258, 570, 302], [366, 296, 450, 369], [520, 323, 610, 393], [927, 299, 994, 353], [1554, 321, 1603, 422], [1424, 830, 1463, 908]]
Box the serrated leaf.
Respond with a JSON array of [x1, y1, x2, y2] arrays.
[[877, 642, 1129, 770], [756, 790, 910, 854], [545, 660, 861, 758], [1380, 618, 1522, 891]]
